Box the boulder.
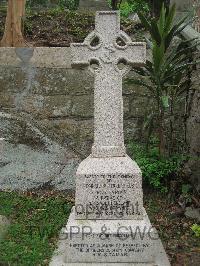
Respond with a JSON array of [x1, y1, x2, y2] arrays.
[[0, 112, 80, 191], [185, 207, 200, 222], [0, 215, 10, 241]]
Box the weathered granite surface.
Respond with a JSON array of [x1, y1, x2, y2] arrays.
[[75, 156, 143, 220], [71, 11, 146, 158], [71, 11, 146, 220], [0, 115, 79, 191]]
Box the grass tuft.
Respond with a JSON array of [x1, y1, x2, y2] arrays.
[[0, 191, 72, 266]]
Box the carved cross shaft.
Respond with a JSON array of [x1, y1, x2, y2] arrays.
[[71, 11, 146, 157]]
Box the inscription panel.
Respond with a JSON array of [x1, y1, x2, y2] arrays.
[[70, 242, 149, 257], [65, 228, 155, 263], [75, 174, 143, 220]]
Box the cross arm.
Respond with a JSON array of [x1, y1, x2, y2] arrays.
[[71, 43, 92, 68], [115, 42, 146, 67]]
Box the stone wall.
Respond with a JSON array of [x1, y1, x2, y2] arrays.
[[171, 0, 192, 11], [182, 26, 200, 190], [187, 72, 200, 190], [0, 47, 149, 191]]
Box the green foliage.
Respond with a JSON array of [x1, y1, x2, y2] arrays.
[[0, 192, 72, 265], [182, 184, 192, 195], [58, 0, 79, 10], [120, 0, 149, 17], [128, 141, 184, 191], [26, 0, 79, 10], [26, 0, 49, 7], [191, 224, 200, 238], [107, 0, 149, 17], [127, 4, 198, 156], [181, 184, 193, 203], [23, 9, 138, 46]]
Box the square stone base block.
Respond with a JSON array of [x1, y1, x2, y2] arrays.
[[75, 155, 144, 220], [50, 208, 170, 266]]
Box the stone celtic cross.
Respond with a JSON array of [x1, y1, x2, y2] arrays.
[[71, 11, 146, 158], [50, 11, 170, 266]]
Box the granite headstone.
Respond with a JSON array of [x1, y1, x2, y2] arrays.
[[50, 11, 171, 266]]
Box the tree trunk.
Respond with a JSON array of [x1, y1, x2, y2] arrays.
[[111, 0, 118, 10], [158, 107, 165, 157], [0, 0, 27, 47], [146, 0, 170, 18], [169, 96, 174, 156]]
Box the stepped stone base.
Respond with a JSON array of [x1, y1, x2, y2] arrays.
[[50, 208, 170, 266]]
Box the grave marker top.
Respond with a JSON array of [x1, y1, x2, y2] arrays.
[[71, 12, 146, 158]]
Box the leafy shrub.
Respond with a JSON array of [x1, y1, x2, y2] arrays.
[[58, 0, 79, 10], [26, 0, 79, 10], [127, 4, 198, 156], [121, 0, 149, 17], [128, 141, 184, 192], [181, 184, 193, 203], [191, 224, 200, 238], [26, 0, 49, 7], [107, 0, 149, 17]]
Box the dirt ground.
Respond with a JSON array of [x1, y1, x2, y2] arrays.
[[143, 192, 200, 266], [0, 8, 144, 47]]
